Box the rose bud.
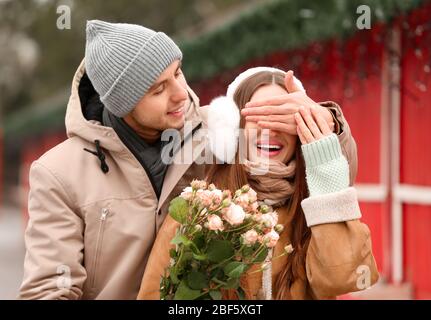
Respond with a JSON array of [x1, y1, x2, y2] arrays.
[[260, 204, 270, 213], [284, 244, 294, 254], [222, 198, 231, 207], [274, 224, 284, 233], [241, 184, 250, 193]]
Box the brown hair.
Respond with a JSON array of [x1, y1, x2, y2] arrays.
[[205, 71, 312, 299]]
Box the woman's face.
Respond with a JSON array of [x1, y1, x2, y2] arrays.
[[244, 84, 297, 163]]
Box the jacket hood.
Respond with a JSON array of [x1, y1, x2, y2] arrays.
[[65, 59, 201, 152]]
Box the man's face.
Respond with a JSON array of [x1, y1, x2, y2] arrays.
[[124, 60, 188, 137]]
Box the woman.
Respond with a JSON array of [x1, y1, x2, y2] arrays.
[[137, 67, 379, 300]]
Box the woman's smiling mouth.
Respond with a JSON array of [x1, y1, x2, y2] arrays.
[[256, 139, 284, 157]]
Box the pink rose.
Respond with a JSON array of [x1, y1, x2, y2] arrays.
[[196, 189, 213, 207], [263, 230, 280, 248], [269, 211, 279, 224], [234, 193, 250, 208], [180, 186, 193, 201], [247, 188, 258, 203], [208, 183, 217, 191], [223, 204, 246, 226], [191, 179, 207, 190], [242, 229, 259, 246], [249, 201, 259, 213], [207, 214, 224, 231], [259, 213, 277, 228], [210, 189, 223, 205]]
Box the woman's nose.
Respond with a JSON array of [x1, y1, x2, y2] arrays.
[[268, 130, 277, 137]]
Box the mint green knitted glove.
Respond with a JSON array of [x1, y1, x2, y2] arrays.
[[301, 133, 349, 197]]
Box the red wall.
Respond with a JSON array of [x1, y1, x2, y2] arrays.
[[400, 3, 431, 299], [189, 6, 431, 297], [191, 24, 389, 279]]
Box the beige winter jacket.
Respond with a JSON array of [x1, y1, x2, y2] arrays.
[[18, 60, 206, 300]]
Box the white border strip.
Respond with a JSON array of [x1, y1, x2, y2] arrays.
[[394, 184, 431, 205], [355, 184, 388, 202], [355, 183, 431, 204], [390, 27, 403, 285]]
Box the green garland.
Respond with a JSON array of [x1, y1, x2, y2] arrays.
[[180, 0, 424, 82], [4, 0, 425, 139]]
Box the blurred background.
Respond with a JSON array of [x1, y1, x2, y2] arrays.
[[1, 0, 430, 299]]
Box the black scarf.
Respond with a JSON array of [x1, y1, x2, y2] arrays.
[[102, 108, 168, 198]]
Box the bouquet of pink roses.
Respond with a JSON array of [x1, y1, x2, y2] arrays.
[[160, 179, 285, 300]]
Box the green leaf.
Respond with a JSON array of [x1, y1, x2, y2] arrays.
[[190, 241, 202, 255], [254, 247, 269, 263], [223, 262, 246, 278], [192, 253, 207, 261], [187, 271, 208, 290], [169, 268, 179, 284], [242, 246, 254, 256], [209, 290, 222, 300], [183, 250, 193, 262], [169, 197, 189, 224], [210, 268, 223, 280], [211, 276, 227, 286], [171, 234, 191, 246], [173, 280, 202, 300], [207, 240, 234, 263], [169, 248, 177, 259], [237, 287, 246, 300], [194, 233, 205, 249], [224, 277, 240, 289]]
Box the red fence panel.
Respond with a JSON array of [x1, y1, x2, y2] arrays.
[[400, 3, 431, 298]]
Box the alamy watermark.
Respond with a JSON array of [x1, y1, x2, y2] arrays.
[[56, 264, 72, 290], [356, 5, 371, 30], [160, 121, 272, 175], [56, 5, 71, 30], [356, 264, 372, 290]]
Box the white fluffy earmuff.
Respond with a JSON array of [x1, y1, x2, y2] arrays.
[[206, 96, 240, 164]]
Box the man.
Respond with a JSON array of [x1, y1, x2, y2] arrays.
[[19, 20, 357, 299]]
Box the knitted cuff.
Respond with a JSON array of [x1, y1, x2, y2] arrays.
[[301, 187, 362, 227], [301, 133, 350, 197]]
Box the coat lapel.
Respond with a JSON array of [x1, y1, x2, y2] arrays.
[[157, 121, 205, 212]]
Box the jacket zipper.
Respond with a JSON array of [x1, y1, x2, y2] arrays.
[[89, 208, 109, 290]]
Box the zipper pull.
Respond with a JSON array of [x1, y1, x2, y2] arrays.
[[101, 208, 109, 221]]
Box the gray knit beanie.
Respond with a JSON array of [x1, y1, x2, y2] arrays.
[[85, 20, 183, 117]]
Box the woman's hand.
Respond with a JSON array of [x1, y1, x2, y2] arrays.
[[241, 70, 335, 135], [295, 106, 350, 197], [295, 105, 333, 144]]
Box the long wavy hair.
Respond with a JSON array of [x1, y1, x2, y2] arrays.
[[205, 71, 312, 299]]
